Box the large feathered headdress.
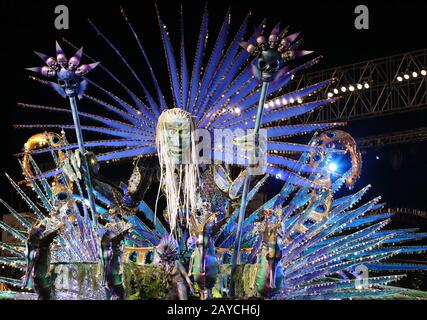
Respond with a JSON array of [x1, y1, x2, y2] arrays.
[[18, 6, 343, 189]]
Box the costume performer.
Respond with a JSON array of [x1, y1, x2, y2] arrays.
[[22, 220, 63, 300], [99, 221, 131, 300], [154, 237, 194, 300]]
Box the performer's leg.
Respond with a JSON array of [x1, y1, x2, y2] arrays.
[[176, 281, 188, 300], [110, 284, 125, 300]]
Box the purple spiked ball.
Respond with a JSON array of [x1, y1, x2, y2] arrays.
[[26, 41, 100, 99], [239, 23, 314, 83]]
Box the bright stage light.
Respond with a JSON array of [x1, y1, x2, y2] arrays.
[[421, 70, 427, 76], [364, 83, 370, 89], [327, 92, 333, 98], [234, 107, 241, 114], [356, 83, 363, 90], [349, 85, 355, 92], [328, 162, 338, 172], [376, 156, 380, 160], [297, 98, 303, 104], [412, 72, 418, 78], [397, 76, 403, 82], [341, 86, 347, 92], [333, 88, 339, 94], [282, 97, 288, 105], [404, 74, 410, 79]]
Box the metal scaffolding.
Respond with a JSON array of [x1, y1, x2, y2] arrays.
[[290, 49, 427, 123], [389, 207, 427, 219], [356, 127, 427, 150]]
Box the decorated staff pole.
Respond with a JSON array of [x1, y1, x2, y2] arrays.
[[229, 23, 303, 296], [27, 42, 100, 228], [68, 96, 98, 227], [229, 81, 269, 296]]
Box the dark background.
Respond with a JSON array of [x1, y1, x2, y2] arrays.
[[0, 1, 426, 227]]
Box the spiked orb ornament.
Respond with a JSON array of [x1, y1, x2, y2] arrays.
[[27, 42, 99, 99], [240, 23, 313, 83]]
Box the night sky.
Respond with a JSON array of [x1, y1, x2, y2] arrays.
[[0, 0, 426, 217]]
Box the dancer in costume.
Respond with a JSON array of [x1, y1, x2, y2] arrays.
[[99, 221, 132, 300], [154, 237, 194, 300], [188, 201, 232, 299], [23, 219, 64, 300]]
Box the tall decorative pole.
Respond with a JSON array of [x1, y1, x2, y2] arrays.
[[68, 95, 98, 227], [229, 81, 268, 296], [229, 23, 309, 296], [27, 42, 100, 227]]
